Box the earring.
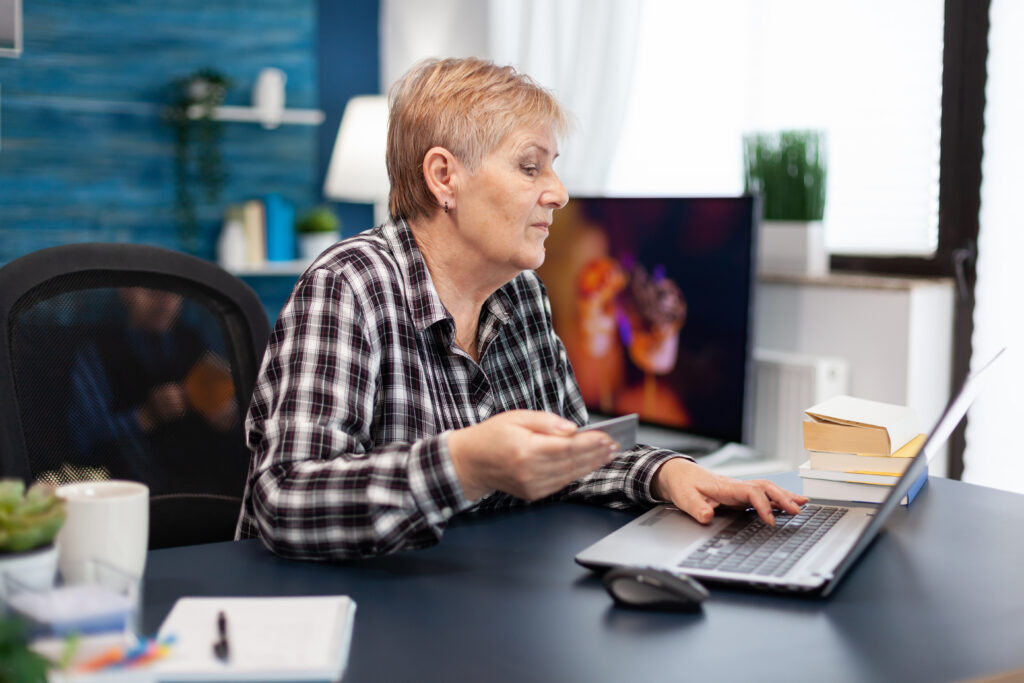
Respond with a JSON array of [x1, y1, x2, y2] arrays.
[[444, 201, 449, 214]]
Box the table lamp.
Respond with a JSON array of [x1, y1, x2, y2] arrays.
[[323, 95, 390, 226]]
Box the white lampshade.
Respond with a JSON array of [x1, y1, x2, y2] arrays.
[[323, 95, 390, 223]]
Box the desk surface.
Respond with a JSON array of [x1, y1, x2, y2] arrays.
[[143, 475, 1024, 682]]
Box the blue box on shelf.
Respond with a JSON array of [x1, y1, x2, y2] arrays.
[[264, 193, 296, 262]]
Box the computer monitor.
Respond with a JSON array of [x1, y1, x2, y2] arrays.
[[535, 196, 758, 445]]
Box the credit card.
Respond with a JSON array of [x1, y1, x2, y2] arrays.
[[578, 413, 639, 451]]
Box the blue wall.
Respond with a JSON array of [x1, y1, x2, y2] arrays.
[[0, 0, 381, 321], [317, 0, 379, 240], [240, 0, 380, 321], [0, 0, 322, 263]]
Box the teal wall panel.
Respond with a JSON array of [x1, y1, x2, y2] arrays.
[[0, 0, 319, 263]]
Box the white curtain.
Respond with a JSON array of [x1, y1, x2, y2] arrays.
[[487, 0, 642, 194], [962, 0, 1024, 494], [379, 0, 490, 92], [381, 0, 642, 195]]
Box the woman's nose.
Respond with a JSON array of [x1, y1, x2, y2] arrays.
[[545, 171, 569, 210]]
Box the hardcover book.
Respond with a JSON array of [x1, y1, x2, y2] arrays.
[[799, 465, 928, 506], [803, 395, 919, 455]]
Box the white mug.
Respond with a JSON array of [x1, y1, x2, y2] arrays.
[[55, 480, 149, 584]]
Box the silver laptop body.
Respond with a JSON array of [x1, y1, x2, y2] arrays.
[[575, 350, 1003, 596]]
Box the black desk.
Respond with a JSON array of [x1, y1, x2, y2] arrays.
[[143, 475, 1024, 682]]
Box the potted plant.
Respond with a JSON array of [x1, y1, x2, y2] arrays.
[[0, 480, 66, 599], [743, 129, 828, 275], [296, 206, 342, 260]]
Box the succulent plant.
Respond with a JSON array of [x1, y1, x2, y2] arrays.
[[0, 480, 66, 554], [296, 206, 341, 234]]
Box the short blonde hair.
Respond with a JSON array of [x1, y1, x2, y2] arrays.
[[387, 57, 570, 222]]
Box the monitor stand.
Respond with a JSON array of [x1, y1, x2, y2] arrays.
[[590, 413, 717, 454], [634, 421, 723, 456]]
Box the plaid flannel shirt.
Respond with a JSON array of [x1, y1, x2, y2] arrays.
[[236, 219, 686, 560]]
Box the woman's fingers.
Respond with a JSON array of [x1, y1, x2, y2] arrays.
[[524, 430, 619, 492], [654, 459, 808, 526], [450, 410, 621, 502], [672, 484, 716, 525]]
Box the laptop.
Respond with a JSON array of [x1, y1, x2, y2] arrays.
[[576, 349, 1005, 596]]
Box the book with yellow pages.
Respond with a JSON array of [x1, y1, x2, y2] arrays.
[[799, 461, 903, 486], [803, 395, 919, 455], [806, 433, 928, 475]]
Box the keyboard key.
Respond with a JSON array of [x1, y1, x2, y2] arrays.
[[678, 506, 849, 576]]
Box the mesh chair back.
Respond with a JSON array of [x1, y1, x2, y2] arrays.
[[0, 244, 269, 548]]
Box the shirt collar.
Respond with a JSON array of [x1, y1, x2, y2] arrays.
[[379, 218, 514, 332]]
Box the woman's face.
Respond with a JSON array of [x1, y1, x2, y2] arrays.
[[454, 124, 568, 277]]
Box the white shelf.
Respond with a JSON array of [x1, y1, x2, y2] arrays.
[[187, 104, 325, 129], [11, 97, 326, 129]]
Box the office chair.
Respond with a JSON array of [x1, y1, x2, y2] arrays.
[[0, 243, 270, 549]]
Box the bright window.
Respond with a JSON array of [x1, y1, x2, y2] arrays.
[[963, 0, 1024, 494], [606, 0, 945, 256]]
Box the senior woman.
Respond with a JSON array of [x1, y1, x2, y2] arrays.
[[236, 57, 807, 560]]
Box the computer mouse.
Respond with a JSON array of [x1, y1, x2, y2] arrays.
[[602, 566, 708, 612]]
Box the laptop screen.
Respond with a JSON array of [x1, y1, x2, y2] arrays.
[[823, 348, 1004, 595]]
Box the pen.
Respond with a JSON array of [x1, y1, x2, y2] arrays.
[[213, 610, 230, 662]]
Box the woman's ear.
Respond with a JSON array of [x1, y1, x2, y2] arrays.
[[422, 146, 458, 212]]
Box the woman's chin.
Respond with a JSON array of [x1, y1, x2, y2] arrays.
[[520, 249, 546, 272]]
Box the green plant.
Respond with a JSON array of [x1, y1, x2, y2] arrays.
[[0, 480, 65, 554], [743, 129, 827, 221], [0, 617, 49, 683], [296, 206, 341, 234], [164, 68, 233, 251]]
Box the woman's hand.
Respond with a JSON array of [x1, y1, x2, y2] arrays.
[[651, 458, 808, 526], [448, 410, 620, 502]]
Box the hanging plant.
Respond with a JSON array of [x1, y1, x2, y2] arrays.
[[163, 68, 232, 251]]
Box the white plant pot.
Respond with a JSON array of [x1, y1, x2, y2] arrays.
[[0, 544, 58, 599], [758, 220, 828, 276], [298, 231, 341, 260]]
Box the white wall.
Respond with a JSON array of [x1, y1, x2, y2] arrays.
[[754, 274, 955, 475]]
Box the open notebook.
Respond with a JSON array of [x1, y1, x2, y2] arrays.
[[153, 595, 356, 681]]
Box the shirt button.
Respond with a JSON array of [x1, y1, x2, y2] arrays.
[[441, 506, 453, 518]]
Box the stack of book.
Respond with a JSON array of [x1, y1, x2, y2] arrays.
[[798, 395, 928, 505], [218, 194, 296, 270]]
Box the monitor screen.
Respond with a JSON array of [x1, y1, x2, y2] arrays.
[[535, 196, 758, 444]]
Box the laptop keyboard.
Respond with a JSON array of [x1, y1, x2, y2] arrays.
[[677, 504, 848, 577]]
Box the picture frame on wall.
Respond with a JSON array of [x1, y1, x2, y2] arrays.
[[0, 0, 22, 58]]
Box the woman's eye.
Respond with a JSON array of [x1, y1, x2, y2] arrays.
[[521, 164, 539, 177]]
